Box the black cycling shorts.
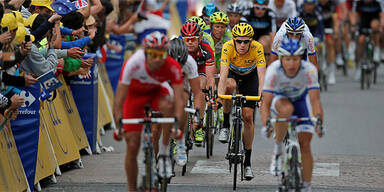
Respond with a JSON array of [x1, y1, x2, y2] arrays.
[[228, 69, 259, 109]]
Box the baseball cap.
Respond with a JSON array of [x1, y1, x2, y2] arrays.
[[31, 0, 54, 11]]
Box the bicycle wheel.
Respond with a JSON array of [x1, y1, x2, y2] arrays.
[[290, 146, 301, 192], [361, 68, 365, 90], [182, 115, 193, 176], [205, 108, 212, 159], [160, 177, 168, 192], [144, 147, 153, 190], [232, 119, 241, 191]]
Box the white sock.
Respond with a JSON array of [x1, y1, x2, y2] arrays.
[[274, 141, 283, 155], [159, 143, 169, 156], [303, 181, 311, 187]]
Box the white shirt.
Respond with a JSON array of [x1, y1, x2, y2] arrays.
[[263, 60, 319, 101], [268, 0, 297, 25], [182, 55, 199, 80]]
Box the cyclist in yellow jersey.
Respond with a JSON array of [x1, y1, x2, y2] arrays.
[[216, 23, 266, 180]]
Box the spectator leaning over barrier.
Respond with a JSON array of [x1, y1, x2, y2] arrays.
[[20, 13, 83, 77], [60, 11, 94, 74]]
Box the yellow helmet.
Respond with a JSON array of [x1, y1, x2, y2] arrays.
[[232, 23, 254, 38]]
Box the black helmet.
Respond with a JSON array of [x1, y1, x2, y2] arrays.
[[168, 38, 188, 66]]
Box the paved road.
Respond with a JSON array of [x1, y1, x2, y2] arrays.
[[43, 66, 384, 191]]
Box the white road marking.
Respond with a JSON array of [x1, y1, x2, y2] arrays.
[[192, 160, 339, 177], [191, 160, 229, 174]]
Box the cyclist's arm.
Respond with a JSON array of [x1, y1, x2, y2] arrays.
[[113, 83, 129, 127], [309, 89, 323, 122], [261, 65, 276, 126], [308, 55, 318, 70], [217, 64, 229, 104], [172, 84, 185, 127], [188, 77, 202, 110], [206, 65, 217, 94], [261, 92, 273, 126], [307, 62, 323, 121]]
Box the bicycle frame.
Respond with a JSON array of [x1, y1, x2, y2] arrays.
[[268, 116, 320, 192], [121, 106, 178, 192], [219, 94, 261, 190]]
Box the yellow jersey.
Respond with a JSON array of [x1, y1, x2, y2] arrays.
[[221, 40, 266, 75]]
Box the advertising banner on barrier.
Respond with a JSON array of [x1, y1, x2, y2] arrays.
[[57, 75, 89, 150], [0, 124, 29, 192], [68, 54, 98, 152], [35, 117, 57, 184], [40, 97, 80, 166], [10, 83, 40, 191]]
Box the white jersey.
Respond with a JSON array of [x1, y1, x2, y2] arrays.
[[271, 21, 316, 56], [268, 0, 297, 25], [263, 60, 319, 101], [183, 55, 199, 80]]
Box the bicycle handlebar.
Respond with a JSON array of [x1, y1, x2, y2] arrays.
[[218, 94, 261, 101], [121, 117, 177, 124]]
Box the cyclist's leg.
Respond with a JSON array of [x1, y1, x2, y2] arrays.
[[293, 96, 316, 186], [122, 95, 148, 191], [194, 74, 207, 144], [370, 18, 381, 62], [239, 70, 258, 169], [269, 96, 294, 175], [124, 132, 141, 192], [326, 33, 337, 84], [356, 33, 366, 65], [218, 72, 236, 142]]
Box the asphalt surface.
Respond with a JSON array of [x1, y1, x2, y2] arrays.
[[43, 65, 384, 192]]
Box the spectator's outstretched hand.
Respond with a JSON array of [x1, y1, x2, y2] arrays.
[[81, 58, 93, 68], [10, 94, 24, 110], [67, 47, 83, 59], [48, 13, 62, 23], [24, 74, 38, 86], [72, 27, 86, 36], [0, 31, 12, 44]]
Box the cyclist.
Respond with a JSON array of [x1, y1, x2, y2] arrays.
[[201, 3, 220, 34], [350, 0, 384, 80], [188, 16, 215, 51], [181, 21, 215, 146], [113, 31, 184, 191], [216, 23, 266, 180], [318, 0, 342, 84], [261, 38, 324, 192], [153, 38, 201, 166], [227, 3, 245, 30], [206, 11, 233, 72], [245, 0, 277, 64], [268, 0, 298, 28], [270, 17, 318, 69]]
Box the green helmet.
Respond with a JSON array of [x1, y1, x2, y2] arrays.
[[209, 12, 229, 25], [188, 16, 206, 31]]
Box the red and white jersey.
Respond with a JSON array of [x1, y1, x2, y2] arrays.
[[119, 49, 183, 95]]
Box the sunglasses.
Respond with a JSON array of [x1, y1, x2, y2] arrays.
[[254, 5, 267, 10], [235, 39, 251, 44], [145, 49, 167, 59], [287, 31, 303, 37], [183, 36, 199, 43]]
